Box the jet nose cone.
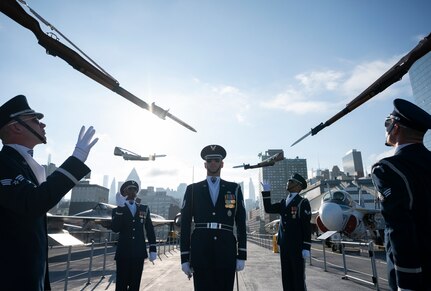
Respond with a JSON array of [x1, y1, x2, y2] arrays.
[[319, 202, 344, 231]]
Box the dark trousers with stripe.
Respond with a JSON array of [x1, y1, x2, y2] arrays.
[[280, 247, 307, 291], [115, 258, 144, 291], [193, 267, 235, 291]]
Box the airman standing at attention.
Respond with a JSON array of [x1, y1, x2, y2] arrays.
[[371, 98, 431, 291], [180, 145, 247, 291], [111, 180, 157, 291], [0, 95, 98, 291], [261, 173, 311, 291]]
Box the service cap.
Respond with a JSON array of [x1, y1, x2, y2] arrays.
[[289, 173, 307, 190], [389, 98, 431, 132], [0, 95, 44, 129], [200, 144, 227, 160], [120, 180, 139, 195]]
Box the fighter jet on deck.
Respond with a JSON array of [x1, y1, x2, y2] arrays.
[[264, 190, 385, 249], [114, 146, 166, 161], [314, 190, 384, 244]]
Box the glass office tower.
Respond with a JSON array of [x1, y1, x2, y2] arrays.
[[409, 51, 431, 149]]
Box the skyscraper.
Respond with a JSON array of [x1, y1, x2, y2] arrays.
[[259, 149, 308, 222], [248, 177, 256, 201], [109, 177, 117, 204], [126, 168, 141, 189], [342, 149, 364, 178], [285, 156, 308, 180], [409, 51, 431, 149], [103, 175, 109, 188]]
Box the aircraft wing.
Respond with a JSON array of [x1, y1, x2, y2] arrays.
[[264, 219, 280, 235], [47, 214, 112, 233], [48, 211, 174, 232], [151, 218, 174, 227]]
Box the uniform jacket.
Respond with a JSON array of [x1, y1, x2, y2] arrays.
[[111, 203, 157, 260], [180, 179, 247, 269], [262, 191, 311, 253], [0, 145, 91, 291], [372, 143, 431, 290]]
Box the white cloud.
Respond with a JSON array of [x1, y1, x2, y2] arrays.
[[295, 70, 343, 92], [262, 55, 412, 115], [262, 87, 329, 114], [214, 85, 240, 95]]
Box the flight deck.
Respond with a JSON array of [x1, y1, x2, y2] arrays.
[[48, 239, 390, 290]]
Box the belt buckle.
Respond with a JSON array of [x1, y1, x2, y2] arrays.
[[209, 222, 218, 229]]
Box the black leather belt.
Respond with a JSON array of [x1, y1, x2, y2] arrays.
[[194, 222, 233, 231]]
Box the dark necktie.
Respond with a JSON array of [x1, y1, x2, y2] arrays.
[[211, 177, 217, 183], [28, 149, 34, 157]]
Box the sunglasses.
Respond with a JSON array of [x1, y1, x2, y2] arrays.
[[8, 116, 42, 126], [384, 118, 393, 128], [385, 115, 401, 128], [206, 158, 221, 163]]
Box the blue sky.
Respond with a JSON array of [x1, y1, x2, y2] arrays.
[[1, 0, 430, 198]]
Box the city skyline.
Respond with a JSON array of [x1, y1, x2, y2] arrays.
[[1, 1, 430, 197]]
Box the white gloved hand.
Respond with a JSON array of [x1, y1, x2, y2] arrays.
[[302, 249, 310, 259], [236, 259, 245, 271], [116, 192, 127, 207], [72, 126, 98, 162], [149, 252, 157, 262], [261, 180, 271, 192], [181, 262, 193, 277]]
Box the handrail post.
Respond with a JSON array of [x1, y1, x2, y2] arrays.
[[102, 239, 108, 278], [64, 246, 72, 291], [321, 240, 327, 272], [368, 241, 380, 290], [341, 242, 348, 278], [86, 240, 95, 286]]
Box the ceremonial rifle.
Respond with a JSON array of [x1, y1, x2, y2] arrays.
[[291, 32, 431, 147], [233, 151, 284, 170], [0, 0, 196, 132]]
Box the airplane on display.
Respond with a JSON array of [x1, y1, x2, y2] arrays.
[[114, 146, 167, 161], [48, 202, 176, 232], [47, 202, 178, 245], [314, 190, 384, 244], [233, 151, 285, 170], [264, 189, 385, 249]]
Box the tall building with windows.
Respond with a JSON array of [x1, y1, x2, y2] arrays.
[[259, 150, 308, 223], [342, 149, 364, 178], [409, 51, 431, 149], [286, 156, 308, 180]]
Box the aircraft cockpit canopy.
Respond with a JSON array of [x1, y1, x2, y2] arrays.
[[322, 190, 354, 207]]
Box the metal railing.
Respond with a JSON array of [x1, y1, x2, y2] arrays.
[[247, 233, 382, 290], [49, 231, 180, 291]]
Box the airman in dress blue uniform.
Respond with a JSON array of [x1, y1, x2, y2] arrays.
[[111, 180, 157, 291], [0, 95, 98, 291], [261, 173, 311, 291], [180, 145, 247, 291], [371, 98, 431, 291]]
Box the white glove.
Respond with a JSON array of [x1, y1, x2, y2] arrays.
[[397, 289, 414, 291], [302, 249, 310, 259], [236, 259, 245, 271], [181, 262, 193, 277], [72, 126, 98, 162], [116, 192, 127, 207], [261, 180, 271, 192], [149, 252, 157, 262]]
